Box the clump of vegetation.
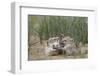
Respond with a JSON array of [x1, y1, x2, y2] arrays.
[[28, 15, 88, 46]]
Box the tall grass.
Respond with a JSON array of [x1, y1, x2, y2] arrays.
[[28, 15, 88, 45]]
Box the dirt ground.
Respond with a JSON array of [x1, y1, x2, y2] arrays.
[[28, 53, 88, 61], [28, 46, 88, 61], [28, 36, 88, 61]]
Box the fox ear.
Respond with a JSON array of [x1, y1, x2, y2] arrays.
[[47, 41, 49, 46], [53, 45, 55, 49]]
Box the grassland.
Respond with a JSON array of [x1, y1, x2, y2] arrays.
[[28, 15, 88, 61]]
